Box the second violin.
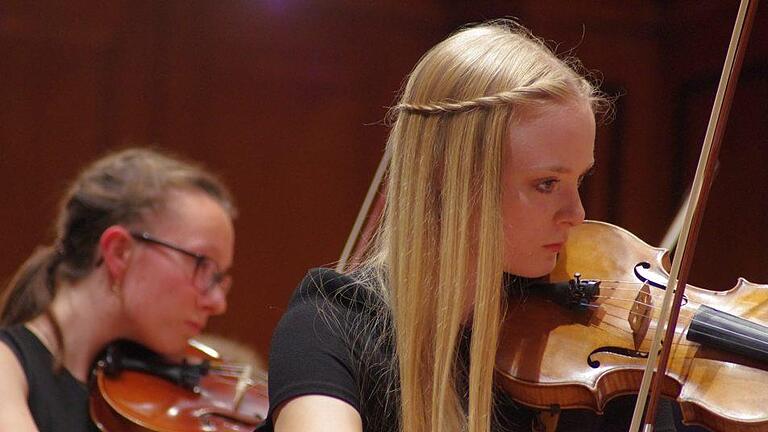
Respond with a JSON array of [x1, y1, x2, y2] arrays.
[[90, 339, 269, 432]]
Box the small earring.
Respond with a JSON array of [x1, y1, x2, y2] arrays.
[[111, 282, 121, 294]]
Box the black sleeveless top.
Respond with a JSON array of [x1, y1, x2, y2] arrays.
[[0, 324, 99, 432]]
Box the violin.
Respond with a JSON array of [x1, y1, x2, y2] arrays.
[[495, 220, 768, 432], [89, 339, 269, 431]]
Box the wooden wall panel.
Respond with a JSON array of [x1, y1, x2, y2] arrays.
[[0, 4, 125, 276], [666, 3, 768, 290], [676, 69, 768, 289]]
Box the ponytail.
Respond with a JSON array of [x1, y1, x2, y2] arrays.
[[0, 245, 63, 326]]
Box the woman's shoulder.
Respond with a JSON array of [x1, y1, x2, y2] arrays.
[[291, 267, 383, 311], [0, 330, 37, 431], [296, 267, 357, 295], [0, 323, 57, 384], [0, 324, 27, 366], [0, 324, 39, 361]]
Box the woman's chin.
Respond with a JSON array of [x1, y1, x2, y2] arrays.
[[505, 259, 557, 279]]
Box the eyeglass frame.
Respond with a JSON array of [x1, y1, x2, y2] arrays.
[[129, 231, 231, 296]]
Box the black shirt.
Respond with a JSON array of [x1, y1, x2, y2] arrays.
[[260, 268, 698, 432], [0, 324, 99, 432], [262, 268, 404, 431]]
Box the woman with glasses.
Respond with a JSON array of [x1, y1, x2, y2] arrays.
[[0, 148, 236, 432]]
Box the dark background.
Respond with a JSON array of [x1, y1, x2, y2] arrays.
[[2, 1, 767, 360]]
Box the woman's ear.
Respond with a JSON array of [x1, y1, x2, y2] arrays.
[[99, 226, 133, 284]]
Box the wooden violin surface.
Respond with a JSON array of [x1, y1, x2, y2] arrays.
[[496, 220, 768, 432]]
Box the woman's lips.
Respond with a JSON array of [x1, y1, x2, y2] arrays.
[[185, 321, 204, 334]]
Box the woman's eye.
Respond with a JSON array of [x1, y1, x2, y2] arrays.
[[578, 167, 595, 188], [535, 179, 559, 193]]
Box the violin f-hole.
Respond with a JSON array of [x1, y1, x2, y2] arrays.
[[633, 262, 689, 306], [587, 346, 650, 369]]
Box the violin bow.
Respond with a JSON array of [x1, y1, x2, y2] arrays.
[[629, 1, 759, 430], [336, 146, 391, 272]]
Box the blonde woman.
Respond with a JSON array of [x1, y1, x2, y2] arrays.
[[261, 21, 688, 432], [0, 148, 236, 431]]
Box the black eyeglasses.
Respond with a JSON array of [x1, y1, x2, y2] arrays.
[[130, 231, 231, 297]]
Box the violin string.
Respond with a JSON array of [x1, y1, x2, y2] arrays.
[[212, 363, 260, 374], [529, 280, 768, 357], [592, 295, 696, 322], [591, 288, 696, 321], [566, 276, 697, 308], [599, 282, 688, 302], [515, 300, 702, 354], [587, 304, 768, 357], [576, 292, 657, 329], [211, 366, 268, 378], [578, 303, 656, 339], [592, 288, 768, 354], [209, 371, 269, 385], [598, 281, 697, 315], [529, 281, 768, 358], [584, 304, 702, 352], [574, 286, 688, 342], [210, 363, 269, 382], [608, 286, 712, 318], [212, 364, 248, 372], [601, 283, 768, 343]]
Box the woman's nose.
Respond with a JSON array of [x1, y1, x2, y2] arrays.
[[558, 188, 586, 227], [198, 286, 228, 316]]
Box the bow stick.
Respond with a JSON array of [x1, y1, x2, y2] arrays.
[[629, 1, 759, 430]]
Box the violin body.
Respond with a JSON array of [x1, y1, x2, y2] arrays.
[[90, 340, 268, 432], [496, 220, 768, 432]]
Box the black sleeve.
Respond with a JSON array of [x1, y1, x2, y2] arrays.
[[264, 269, 362, 423]]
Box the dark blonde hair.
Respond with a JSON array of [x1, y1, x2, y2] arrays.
[[361, 20, 606, 432], [0, 147, 235, 327]]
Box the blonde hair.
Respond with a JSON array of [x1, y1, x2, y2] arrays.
[[359, 20, 605, 432]]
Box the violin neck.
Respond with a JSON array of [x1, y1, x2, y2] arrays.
[[687, 305, 768, 363]]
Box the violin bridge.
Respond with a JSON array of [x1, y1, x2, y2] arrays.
[[628, 282, 652, 349]]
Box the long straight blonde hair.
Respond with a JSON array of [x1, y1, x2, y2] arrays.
[[360, 20, 606, 432]]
